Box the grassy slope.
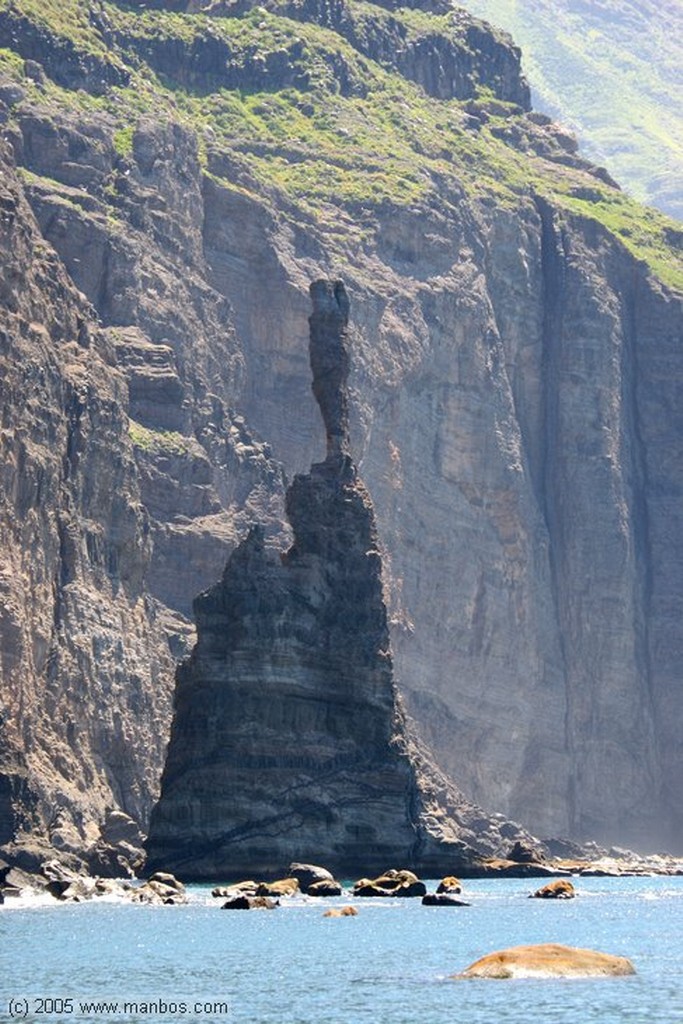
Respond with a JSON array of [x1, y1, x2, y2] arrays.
[[456, 0, 683, 219], [0, 0, 680, 288]]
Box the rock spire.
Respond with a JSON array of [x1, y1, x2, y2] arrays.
[[308, 278, 351, 459], [145, 280, 527, 879]]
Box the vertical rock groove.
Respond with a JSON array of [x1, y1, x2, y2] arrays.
[[533, 194, 575, 832]]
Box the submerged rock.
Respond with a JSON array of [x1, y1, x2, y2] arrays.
[[456, 943, 635, 979], [323, 905, 357, 918], [421, 893, 470, 907], [146, 281, 526, 880], [221, 895, 278, 910]]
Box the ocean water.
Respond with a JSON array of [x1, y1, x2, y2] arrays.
[[2, 876, 682, 1024]]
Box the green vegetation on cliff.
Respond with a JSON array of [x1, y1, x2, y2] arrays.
[[0, 0, 680, 288], [457, 0, 683, 220]]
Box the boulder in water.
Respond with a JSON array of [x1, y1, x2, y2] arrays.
[[436, 876, 463, 894], [422, 893, 470, 907], [255, 878, 299, 897], [353, 869, 426, 898], [456, 943, 635, 979], [530, 879, 576, 899], [222, 895, 278, 910]]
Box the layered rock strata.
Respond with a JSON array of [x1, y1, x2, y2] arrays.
[[0, 138, 174, 865], [145, 281, 527, 878], [0, 0, 681, 861]]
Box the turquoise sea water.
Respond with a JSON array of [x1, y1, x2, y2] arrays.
[[2, 876, 682, 1023]]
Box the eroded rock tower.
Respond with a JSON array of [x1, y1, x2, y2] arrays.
[[145, 280, 526, 878]]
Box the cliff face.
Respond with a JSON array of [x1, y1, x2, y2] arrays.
[[0, 0, 681, 862], [146, 280, 528, 878], [0, 137, 172, 859]]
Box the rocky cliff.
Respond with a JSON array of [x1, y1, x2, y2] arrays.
[[146, 279, 531, 878], [0, 0, 681, 864], [0, 135, 172, 865]]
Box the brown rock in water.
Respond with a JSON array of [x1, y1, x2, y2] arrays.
[[353, 869, 427, 898], [530, 879, 576, 899], [456, 943, 635, 979], [145, 281, 528, 880], [255, 877, 300, 897], [222, 895, 278, 910], [437, 876, 463, 894], [308, 879, 343, 897], [323, 905, 357, 917], [212, 881, 258, 899], [422, 893, 470, 907], [288, 863, 336, 891]]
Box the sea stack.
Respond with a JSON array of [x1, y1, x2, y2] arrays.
[[145, 281, 521, 879]]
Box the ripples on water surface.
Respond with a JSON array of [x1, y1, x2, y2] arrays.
[[2, 877, 682, 1023]]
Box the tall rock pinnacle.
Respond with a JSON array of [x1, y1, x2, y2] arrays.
[[145, 281, 528, 879], [309, 279, 351, 460]]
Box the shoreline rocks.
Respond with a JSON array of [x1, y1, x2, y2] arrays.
[[457, 858, 569, 879], [132, 873, 187, 906]]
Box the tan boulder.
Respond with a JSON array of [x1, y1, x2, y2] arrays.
[[308, 879, 343, 897], [211, 880, 258, 898], [147, 871, 184, 892], [456, 943, 635, 979], [530, 879, 576, 899], [436, 876, 462, 894], [255, 877, 300, 897], [323, 905, 358, 917], [353, 869, 426, 898]]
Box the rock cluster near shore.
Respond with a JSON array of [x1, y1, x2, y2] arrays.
[[144, 280, 539, 880], [0, 861, 187, 905], [2, 850, 682, 909]]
